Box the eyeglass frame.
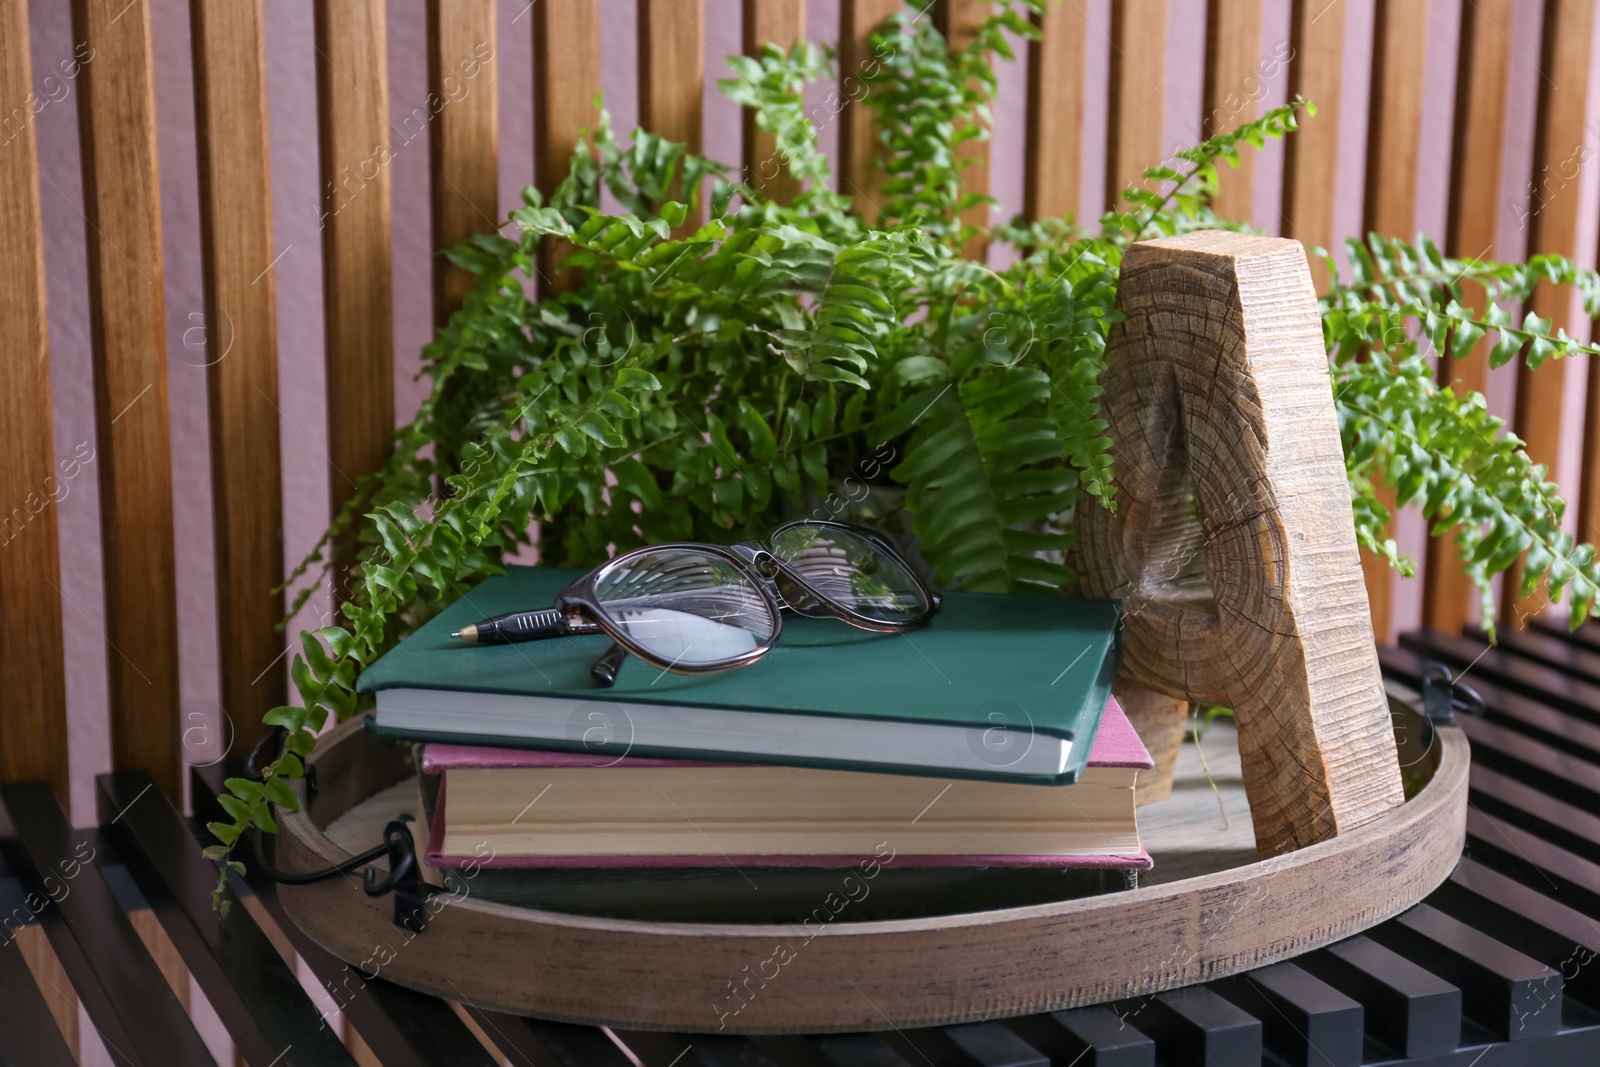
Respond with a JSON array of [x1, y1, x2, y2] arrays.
[[546, 519, 941, 684]]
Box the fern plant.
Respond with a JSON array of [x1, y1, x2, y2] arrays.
[[204, 0, 1600, 909]]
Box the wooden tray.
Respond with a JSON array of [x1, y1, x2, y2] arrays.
[[274, 687, 1466, 1034], [276, 233, 1468, 1032]]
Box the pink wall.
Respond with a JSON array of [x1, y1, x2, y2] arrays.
[[26, 0, 1600, 824]]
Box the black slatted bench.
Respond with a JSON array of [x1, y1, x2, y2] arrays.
[[7, 627, 1600, 1066]]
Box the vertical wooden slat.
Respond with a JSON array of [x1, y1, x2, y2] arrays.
[[75, 0, 201, 993], [1106, 0, 1167, 209], [642, 0, 705, 222], [1024, 0, 1086, 223], [1514, 0, 1596, 626], [533, 0, 601, 288], [316, 2, 394, 528], [1360, 0, 1431, 644], [428, 1, 498, 326], [70, 0, 181, 800], [839, 0, 902, 223], [1580, 10, 1600, 559], [1425, 0, 1516, 634], [1283, 0, 1346, 292], [742, 0, 804, 205], [1364, 0, 1430, 239], [936, 0, 991, 259], [190, 0, 285, 758], [1582, 11, 1600, 545], [1203, 0, 1264, 222], [0, 1, 70, 800]]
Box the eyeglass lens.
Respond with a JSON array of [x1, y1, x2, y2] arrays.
[[768, 524, 930, 623], [591, 547, 779, 666]]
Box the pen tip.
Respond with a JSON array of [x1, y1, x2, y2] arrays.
[[452, 624, 477, 642], [449, 630, 461, 639]]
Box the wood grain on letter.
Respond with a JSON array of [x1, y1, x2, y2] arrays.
[[1079, 232, 1405, 856]]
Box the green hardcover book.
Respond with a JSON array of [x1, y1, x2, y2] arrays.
[[358, 565, 1121, 785]]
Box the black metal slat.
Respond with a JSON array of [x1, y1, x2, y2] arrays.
[[884, 1022, 1048, 1066], [1466, 807, 1600, 919], [1004, 1006, 1157, 1066], [1211, 962, 1363, 1067], [1397, 631, 1600, 728], [1532, 617, 1600, 656], [1459, 716, 1600, 813], [0, 782, 215, 1067], [1432, 859, 1600, 1009], [806, 1033, 914, 1066], [96, 770, 356, 1066], [89, 636, 1599, 1067], [1467, 625, 1600, 687], [1378, 644, 1600, 761], [1368, 903, 1563, 1041], [0, 906, 77, 1066], [184, 768, 500, 1066], [1294, 935, 1461, 1059], [1468, 763, 1600, 867], [233, 879, 497, 1066], [611, 1027, 695, 1065], [466, 1011, 636, 1066], [1113, 987, 1261, 1067], [742, 1035, 845, 1067], [942, 1022, 1050, 1067], [612, 1027, 797, 1067], [681, 1032, 789, 1066]]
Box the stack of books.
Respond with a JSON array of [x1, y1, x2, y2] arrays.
[[357, 566, 1151, 921]]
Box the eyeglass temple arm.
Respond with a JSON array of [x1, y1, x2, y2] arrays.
[[590, 642, 628, 687]]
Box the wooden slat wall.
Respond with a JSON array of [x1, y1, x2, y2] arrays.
[[742, 0, 804, 206], [839, 0, 902, 224], [70, 0, 182, 801], [20, 0, 1600, 839], [1512, 0, 1597, 626], [1282, 0, 1345, 292], [1203, 0, 1264, 222], [190, 0, 285, 756], [642, 0, 705, 222], [1425, 0, 1516, 634], [1107, 0, 1167, 209], [0, 0, 69, 803], [533, 0, 601, 288], [1024, 0, 1087, 223], [936, 0, 992, 260], [427, 1, 498, 325], [1359, 0, 1432, 643], [316, 2, 394, 531]]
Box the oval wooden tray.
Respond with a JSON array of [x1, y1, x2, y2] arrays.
[[274, 688, 1467, 1034]]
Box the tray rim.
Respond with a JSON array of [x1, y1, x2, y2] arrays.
[[274, 701, 1468, 1033]]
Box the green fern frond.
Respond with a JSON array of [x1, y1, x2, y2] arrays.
[[1335, 339, 1600, 635], [879, 369, 1077, 593]]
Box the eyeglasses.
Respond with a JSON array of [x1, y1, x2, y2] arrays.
[[451, 520, 940, 686]]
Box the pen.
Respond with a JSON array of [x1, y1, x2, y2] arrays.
[[451, 607, 568, 644]]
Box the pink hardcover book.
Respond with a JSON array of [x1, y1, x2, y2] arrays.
[[424, 697, 1154, 870]]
